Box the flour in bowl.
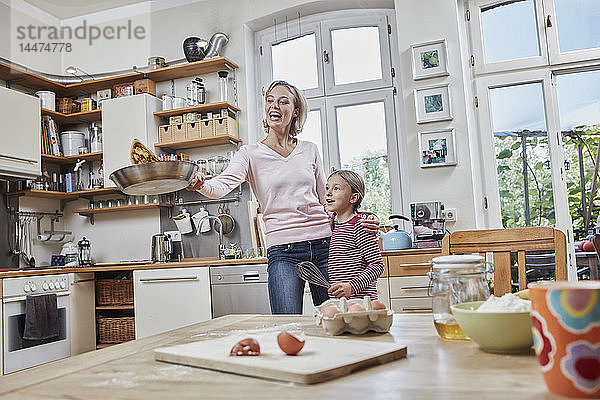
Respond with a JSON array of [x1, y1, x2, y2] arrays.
[[477, 293, 531, 312]]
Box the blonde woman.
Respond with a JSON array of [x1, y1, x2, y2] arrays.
[[187, 80, 377, 314]]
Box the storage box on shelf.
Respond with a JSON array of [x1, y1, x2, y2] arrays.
[[384, 248, 441, 314]]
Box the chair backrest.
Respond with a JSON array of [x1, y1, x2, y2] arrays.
[[441, 227, 567, 296]]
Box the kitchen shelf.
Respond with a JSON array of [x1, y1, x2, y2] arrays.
[[155, 134, 241, 150], [42, 152, 103, 165], [4, 189, 78, 199], [73, 203, 172, 217], [96, 305, 134, 310], [153, 102, 240, 118], [0, 60, 68, 95], [5, 187, 120, 200], [41, 108, 101, 124]]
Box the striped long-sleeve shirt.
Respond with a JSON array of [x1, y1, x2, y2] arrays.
[[328, 214, 384, 299]]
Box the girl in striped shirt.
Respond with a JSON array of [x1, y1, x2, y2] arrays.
[[325, 170, 384, 300]]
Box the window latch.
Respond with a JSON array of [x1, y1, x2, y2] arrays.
[[323, 50, 329, 63], [546, 15, 553, 27]]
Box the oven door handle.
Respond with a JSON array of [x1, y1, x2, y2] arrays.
[[3, 291, 71, 303]]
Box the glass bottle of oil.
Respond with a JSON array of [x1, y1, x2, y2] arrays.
[[429, 255, 492, 340]]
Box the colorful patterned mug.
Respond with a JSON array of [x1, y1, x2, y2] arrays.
[[529, 281, 600, 397]]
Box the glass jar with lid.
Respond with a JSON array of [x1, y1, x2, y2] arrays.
[[428, 255, 493, 340]]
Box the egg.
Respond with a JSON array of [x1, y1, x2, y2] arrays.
[[347, 303, 366, 313], [372, 300, 387, 310], [321, 303, 341, 318], [230, 337, 260, 356], [277, 331, 305, 355]]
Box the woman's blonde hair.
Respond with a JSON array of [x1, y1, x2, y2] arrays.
[[262, 80, 307, 137], [329, 169, 365, 211]]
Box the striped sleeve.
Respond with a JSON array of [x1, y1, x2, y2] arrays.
[[348, 221, 385, 294]]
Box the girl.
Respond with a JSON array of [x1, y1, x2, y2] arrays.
[[325, 170, 384, 300]]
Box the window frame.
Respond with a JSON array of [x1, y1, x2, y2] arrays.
[[468, 0, 550, 75], [542, 0, 600, 65], [320, 14, 393, 96], [324, 87, 403, 214]]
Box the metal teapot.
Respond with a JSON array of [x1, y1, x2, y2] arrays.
[[380, 215, 413, 250]]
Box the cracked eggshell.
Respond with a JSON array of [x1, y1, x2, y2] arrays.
[[277, 331, 305, 355], [230, 337, 261, 356]]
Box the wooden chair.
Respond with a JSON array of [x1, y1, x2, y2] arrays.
[[441, 227, 567, 296]]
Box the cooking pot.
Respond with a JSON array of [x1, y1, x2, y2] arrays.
[[380, 215, 412, 250]]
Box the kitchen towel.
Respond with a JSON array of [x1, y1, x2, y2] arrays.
[[23, 294, 59, 340]]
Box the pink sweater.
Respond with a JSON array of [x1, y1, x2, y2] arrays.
[[199, 140, 332, 248]]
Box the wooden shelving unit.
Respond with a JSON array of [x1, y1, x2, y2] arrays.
[[155, 134, 241, 150], [5, 187, 120, 200], [0, 57, 238, 96], [153, 102, 240, 118], [41, 108, 101, 124], [73, 203, 172, 217], [42, 152, 103, 165]]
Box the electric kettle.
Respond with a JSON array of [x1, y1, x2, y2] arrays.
[[151, 233, 172, 263], [380, 215, 413, 250]]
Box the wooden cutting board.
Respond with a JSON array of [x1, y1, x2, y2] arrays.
[[154, 333, 406, 384]]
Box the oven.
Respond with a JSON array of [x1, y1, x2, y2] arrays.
[[2, 274, 70, 374]]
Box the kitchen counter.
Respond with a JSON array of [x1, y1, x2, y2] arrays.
[[0, 258, 268, 278], [0, 314, 554, 399]]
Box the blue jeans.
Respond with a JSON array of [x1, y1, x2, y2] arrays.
[[267, 237, 330, 314]]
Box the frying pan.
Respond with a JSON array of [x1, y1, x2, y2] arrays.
[[109, 161, 198, 195]]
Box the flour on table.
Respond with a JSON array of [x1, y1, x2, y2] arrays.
[[477, 293, 531, 312]]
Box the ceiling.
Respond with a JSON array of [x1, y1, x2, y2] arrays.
[[22, 0, 149, 19]]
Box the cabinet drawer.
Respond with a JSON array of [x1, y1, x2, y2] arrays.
[[391, 297, 432, 313], [389, 276, 430, 298], [387, 250, 440, 277]]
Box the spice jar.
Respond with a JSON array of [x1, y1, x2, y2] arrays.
[[428, 255, 492, 340]]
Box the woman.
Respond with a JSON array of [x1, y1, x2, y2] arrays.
[[187, 80, 377, 314]]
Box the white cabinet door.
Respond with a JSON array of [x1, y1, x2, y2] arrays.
[[102, 94, 161, 187], [0, 86, 41, 178], [376, 277, 390, 308], [389, 276, 432, 314], [68, 273, 96, 355], [134, 267, 211, 339]]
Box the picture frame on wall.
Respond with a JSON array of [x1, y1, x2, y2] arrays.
[[410, 39, 449, 80], [419, 128, 457, 168], [414, 84, 452, 124]]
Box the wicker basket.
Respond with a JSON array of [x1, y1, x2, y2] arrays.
[[56, 97, 74, 114], [96, 279, 134, 305], [97, 317, 135, 343]]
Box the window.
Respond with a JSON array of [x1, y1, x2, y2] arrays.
[[468, 0, 600, 278], [257, 10, 403, 221]]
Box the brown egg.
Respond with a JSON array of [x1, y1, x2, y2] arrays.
[[321, 303, 341, 318], [277, 331, 305, 355], [347, 303, 366, 313], [372, 300, 387, 310], [230, 338, 260, 356]]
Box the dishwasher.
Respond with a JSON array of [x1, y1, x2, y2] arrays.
[[210, 264, 270, 318]]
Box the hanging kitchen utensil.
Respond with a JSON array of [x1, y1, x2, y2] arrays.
[[216, 204, 235, 235], [294, 261, 330, 288]]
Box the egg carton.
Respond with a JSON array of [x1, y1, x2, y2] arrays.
[[314, 296, 393, 336]]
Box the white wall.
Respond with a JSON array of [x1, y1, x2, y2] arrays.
[[393, 0, 477, 230], [0, 1, 62, 74]]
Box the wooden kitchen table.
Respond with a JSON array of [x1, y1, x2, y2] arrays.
[[0, 314, 563, 399]]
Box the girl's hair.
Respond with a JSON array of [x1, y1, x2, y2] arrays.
[[329, 169, 365, 211], [262, 80, 307, 137]]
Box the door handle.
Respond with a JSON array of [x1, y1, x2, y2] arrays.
[[139, 276, 198, 283], [402, 307, 432, 312], [0, 153, 38, 164], [243, 272, 260, 281], [400, 285, 430, 290]]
